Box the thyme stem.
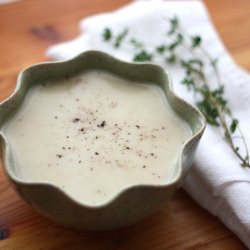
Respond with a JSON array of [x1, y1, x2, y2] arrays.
[[101, 20, 250, 168]]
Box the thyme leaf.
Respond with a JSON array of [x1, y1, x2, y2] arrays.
[[103, 28, 112, 41], [133, 50, 153, 62]]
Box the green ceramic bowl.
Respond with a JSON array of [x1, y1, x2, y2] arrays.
[[0, 51, 205, 230]]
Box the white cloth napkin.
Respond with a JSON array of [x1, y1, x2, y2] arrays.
[[47, 1, 250, 247]]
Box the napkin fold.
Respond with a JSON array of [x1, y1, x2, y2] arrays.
[[47, 1, 250, 247]]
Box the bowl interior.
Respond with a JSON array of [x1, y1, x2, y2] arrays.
[[0, 51, 205, 195]]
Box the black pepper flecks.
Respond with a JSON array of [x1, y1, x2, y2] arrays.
[[53, 92, 169, 175], [73, 118, 81, 123], [97, 120, 106, 128]]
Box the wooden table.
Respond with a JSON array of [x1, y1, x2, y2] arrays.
[[0, 0, 249, 249]]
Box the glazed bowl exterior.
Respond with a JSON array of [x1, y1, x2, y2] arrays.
[[0, 51, 205, 230]]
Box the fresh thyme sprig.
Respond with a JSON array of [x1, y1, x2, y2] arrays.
[[101, 18, 250, 168]]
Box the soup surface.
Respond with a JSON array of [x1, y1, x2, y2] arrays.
[[3, 70, 191, 205]]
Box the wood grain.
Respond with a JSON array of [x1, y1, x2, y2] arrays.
[[0, 0, 249, 249]]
